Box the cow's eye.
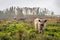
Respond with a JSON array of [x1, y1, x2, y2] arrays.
[[38, 20, 41, 22], [44, 20, 47, 22]]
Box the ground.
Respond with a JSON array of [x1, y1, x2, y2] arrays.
[[0, 20, 60, 40]]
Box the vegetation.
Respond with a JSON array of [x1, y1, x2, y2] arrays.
[[0, 7, 54, 19], [0, 20, 60, 40]]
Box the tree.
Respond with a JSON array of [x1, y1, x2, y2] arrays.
[[9, 6, 16, 19], [0, 11, 5, 19], [40, 8, 50, 16], [16, 7, 24, 19], [51, 12, 54, 16]]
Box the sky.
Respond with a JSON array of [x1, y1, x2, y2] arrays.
[[0, 0, 60, 15]]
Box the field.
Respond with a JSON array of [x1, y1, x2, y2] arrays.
[[0, 18, 60, 40]]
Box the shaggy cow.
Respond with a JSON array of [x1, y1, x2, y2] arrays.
[[34, 18, 47, 33]]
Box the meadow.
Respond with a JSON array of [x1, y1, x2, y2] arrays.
[[0, 19, 60, 40]]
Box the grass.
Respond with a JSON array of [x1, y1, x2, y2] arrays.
[[0, 21, 60, 40]]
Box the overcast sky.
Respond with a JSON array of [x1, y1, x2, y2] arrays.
[[0, 0, 60, 15]]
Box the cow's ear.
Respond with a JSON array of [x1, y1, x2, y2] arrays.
[[44, 20, 47, 22], [38, 20, 41, 22]]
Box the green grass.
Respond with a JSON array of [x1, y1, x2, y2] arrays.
[[0, 21, 60, 40]]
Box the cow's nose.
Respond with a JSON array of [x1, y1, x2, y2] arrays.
[[41, 24, 44, 26]]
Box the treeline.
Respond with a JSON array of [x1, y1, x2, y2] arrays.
[[0, 6, 54, 19]]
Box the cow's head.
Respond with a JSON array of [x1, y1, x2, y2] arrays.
[[38, 19, 47, 24]]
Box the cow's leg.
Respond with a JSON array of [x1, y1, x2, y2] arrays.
[[38, 23, 41, 32], [35, 23, 38, 30], [34, 23, 39, 33]]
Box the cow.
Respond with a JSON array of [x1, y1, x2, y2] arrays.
[[34, 18, 47, 33]]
